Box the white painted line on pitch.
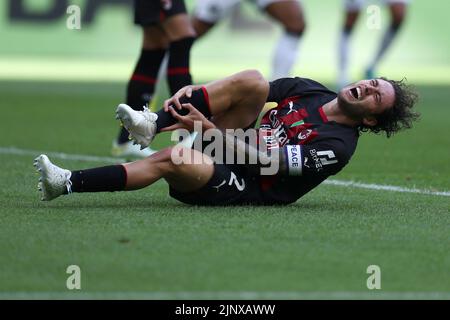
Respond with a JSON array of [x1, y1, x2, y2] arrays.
[[1, 146, 449, 197], [323, 179, 450, 197], [0, 146, 126, 163], [0, 291, 450, 300]]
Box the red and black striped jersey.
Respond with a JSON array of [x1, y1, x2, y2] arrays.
[[258, 77, 359, 204]]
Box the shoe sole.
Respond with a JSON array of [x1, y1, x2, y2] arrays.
[[115, 104, 151, 149], [33, 154, 50, 201], [111, 142, 158, 160]]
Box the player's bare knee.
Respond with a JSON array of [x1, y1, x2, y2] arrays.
[[148, 147, 173, 165], [242, 69, 264, 80], [229, 70, 265, 93], [192, 18, 213, 38], [142, 27, 169, 49], [344, 11, 359, 33], [238, 70, 268, 99], [390, 4, 406, 29], [285, 21, 306, 37], [168, 146, 196, 167], [149, 147, 177, 175], [165, 147, 209, 179], [164, 14, 196, 41], [172, 28, 197, 40], [391, 14, 405, 30]]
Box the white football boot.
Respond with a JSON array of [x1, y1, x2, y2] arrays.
[[115, 104, 158, 150], [33, 154, 72, 201], [111, 140, 157, 159]]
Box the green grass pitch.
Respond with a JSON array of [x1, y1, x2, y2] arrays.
[[0, 80, 449, 299]]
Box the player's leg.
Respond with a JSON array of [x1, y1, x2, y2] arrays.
[[158, 70, 268, 131], [126, 26, 168, 116], [191, 17, 215, 38], [192, 0, 231, 38], [34, 147, 215, 201], [260, 0, 306, 79], [136, 1, 197, 153], [116, 70, 269, 148], [160, 1, 196, 96], [124, 147, 214, 192], [159, 9, 197, 147], [365, 1, 408, 78], [207, 84, 265, 131], [113, 0, 169, 158], [337, 0, 362, 89], [192, 0, 241, 38]]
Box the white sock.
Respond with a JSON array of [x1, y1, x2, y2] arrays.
[[270, 32, 301, 80], [367, 26, 398, 71], [338, 30, 351, 89]]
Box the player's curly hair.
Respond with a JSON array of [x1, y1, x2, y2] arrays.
[[359, 77, 420, 138]]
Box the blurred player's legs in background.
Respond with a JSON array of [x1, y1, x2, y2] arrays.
[[337, 0, 361, 89], [260, 0, 306, 79], [192, 0, 240, 37], [163, 14, 196, 95], [337, 0, 408, 88], [365, 1, 408, 79], [192, 0, 305, 79], [113, 0, 195, 159], [113, 25, 167, 157]]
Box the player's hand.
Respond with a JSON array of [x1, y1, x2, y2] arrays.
[[160, 103, 216, 132], [163, 85, 202, 111]]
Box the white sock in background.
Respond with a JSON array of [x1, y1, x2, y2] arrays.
[[270, 32, 301, 80], [366, 26, 399, 73], [338, 30, 351, 89]]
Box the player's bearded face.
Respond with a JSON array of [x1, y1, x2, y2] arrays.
[[337, 79, 395, 121]]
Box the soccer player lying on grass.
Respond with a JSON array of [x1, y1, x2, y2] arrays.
[[34, 70, 419, 205]]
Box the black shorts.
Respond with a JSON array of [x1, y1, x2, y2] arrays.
[[134, 0, 187, 26], [169, 163, 268, 206]]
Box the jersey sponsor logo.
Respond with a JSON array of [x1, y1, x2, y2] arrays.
[[262, 103, 316, 148], [286, 101, 297, 115], [268, 110, 281, 128], [268, 110, 288, 146], [286, 145, 302, 176], [309, 149, 338, 171], [298, 129, 313, 141], [259, 125, 279, 150]]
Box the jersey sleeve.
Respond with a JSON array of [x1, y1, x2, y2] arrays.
[[282, 140, 350, 177], [267, 77, 329, 103]]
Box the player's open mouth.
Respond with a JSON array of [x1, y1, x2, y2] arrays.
[[349, 86, 362, 100]]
